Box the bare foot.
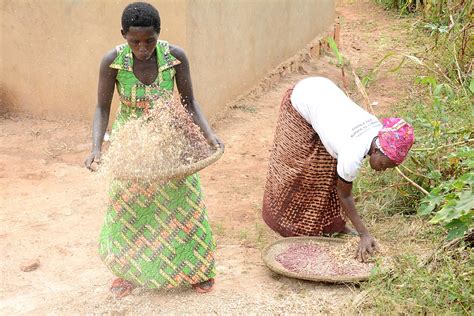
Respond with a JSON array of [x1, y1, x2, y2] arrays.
[[192, 278, 215, 293], [110, 278, 135, 298]]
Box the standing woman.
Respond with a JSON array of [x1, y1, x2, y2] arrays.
[[84, 2, 221, 297], [262, 76, 414, 262]]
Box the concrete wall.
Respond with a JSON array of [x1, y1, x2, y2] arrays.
[[0, 0, 334, 120]]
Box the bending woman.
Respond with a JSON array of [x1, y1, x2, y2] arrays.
[[84, 2, 221, 297], [262, 76, 414, 262]]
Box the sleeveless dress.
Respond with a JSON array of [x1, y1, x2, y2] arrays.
[[98, 41, 216, 289]]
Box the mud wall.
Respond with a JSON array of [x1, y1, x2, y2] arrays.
[[0, 0, 334, 120]]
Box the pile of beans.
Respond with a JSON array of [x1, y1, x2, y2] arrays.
[[275, 243, 374, 276]]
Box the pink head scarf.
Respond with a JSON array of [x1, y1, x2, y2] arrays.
[[377, 118, 414, 165]]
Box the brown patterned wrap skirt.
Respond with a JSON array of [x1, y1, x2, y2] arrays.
[[262, 88, 346, 237]]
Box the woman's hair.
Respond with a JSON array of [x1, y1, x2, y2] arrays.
[[121, 2, 161, 34]]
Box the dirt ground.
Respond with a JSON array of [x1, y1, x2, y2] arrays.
[[1, 1, 426, 314]]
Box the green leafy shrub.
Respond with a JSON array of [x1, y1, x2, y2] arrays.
[[418, 147, 473, 240], [403, 74, 473, 239]]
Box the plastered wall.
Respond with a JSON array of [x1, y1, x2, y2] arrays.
[[0, 0, 334, 120], [186, 0, 335, 117]]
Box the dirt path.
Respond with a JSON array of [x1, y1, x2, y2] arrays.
[[1, 1, 419, 314]]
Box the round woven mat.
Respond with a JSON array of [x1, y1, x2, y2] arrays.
[[262, 236, 373, 283], [115, 145, 224, 182], [160, 145, 224, 181]]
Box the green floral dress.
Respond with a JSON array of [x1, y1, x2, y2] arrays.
[[98, 41, 216, 289]]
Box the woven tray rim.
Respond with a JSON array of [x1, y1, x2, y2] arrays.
[[114, 145, 224, 181], [261, 236, 373, 283]]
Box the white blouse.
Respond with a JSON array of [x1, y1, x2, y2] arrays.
[[290, 77, 382, 182]]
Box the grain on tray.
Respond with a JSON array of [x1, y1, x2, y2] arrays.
[[100, 97, 213, 182], [275, 239, 375, 277]]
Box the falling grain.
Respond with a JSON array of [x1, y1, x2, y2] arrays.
[[100, 97, 214, 183]]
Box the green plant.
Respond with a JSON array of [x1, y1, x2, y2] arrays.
[[418, 148, 474, 240], [374, 0, 419, 14], [372, 0, 473, 92], [360, 52, 397, 87], [352, 1, 474, 240], [398, 75, 473, 239], [326, 36, 344, 68], [357, 53, 473, 236]]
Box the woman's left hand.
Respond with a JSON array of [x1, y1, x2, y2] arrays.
[[356, 234, 378, 262], [209, 135, 224, 151]]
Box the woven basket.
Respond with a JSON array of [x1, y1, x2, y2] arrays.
[[114, 145, 224, 182], [262, 236, 373, 283], [161, 145, 224, 181]]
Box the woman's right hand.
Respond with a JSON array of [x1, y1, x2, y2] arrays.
[[356, 234, 378, 262], [84, 150, 101, 171]]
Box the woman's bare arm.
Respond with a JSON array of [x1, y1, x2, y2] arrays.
[[84, 49, 118, 170], [337, 178, 378, 262]]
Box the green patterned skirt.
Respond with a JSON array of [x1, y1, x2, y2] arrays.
[[99, 173, 216, 289]]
